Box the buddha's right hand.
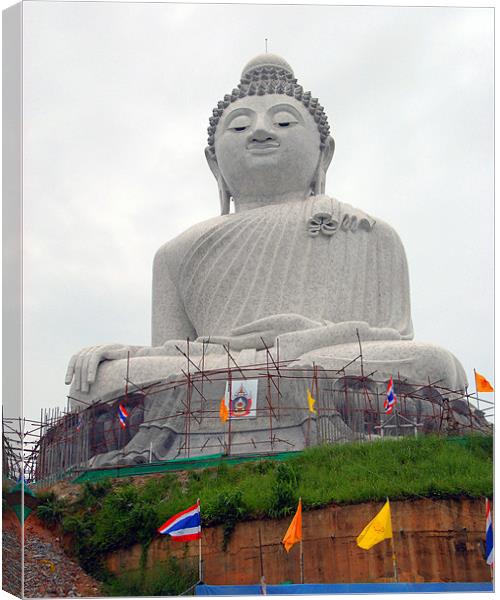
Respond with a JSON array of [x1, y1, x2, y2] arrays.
[[65, 344, 132, 393]]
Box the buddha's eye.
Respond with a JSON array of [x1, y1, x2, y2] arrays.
[[227, 115, 251, 132], [273, 111, 298, 128]]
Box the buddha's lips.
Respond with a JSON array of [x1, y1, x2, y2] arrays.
[[247, 141, 280, 152]]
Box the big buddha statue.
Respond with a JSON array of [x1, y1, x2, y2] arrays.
[[65, 54, 473, 466]]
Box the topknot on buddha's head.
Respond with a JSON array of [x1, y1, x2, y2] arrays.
[[206, 53, 331, 156], [240, 53, 295, 79]]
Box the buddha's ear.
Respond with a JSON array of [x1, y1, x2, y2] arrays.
[[205, 146, 220, 179], [322, 135, 335, 172], [312, 135, 335, 195], [205, 146, 231, 215]]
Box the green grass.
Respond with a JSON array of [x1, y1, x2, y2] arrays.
[[294, 434, 492, 506], [102, 557, 197, 596], [58, 434, 492, 578], [36, 490, 68, 525]]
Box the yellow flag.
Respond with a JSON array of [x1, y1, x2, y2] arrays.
[[307, 389, 317, 414], [219, 397, 229, 423], [282, 498, 302, 552], [356, 499, 393, 550], [475, 371, 494, 393]]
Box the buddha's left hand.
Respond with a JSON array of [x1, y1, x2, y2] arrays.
[[277, 320, 402, 361], [200, 314, 323, 350]]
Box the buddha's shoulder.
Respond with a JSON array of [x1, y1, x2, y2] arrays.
[[334, 197, 405, 247], [154, 214, 229, 263]]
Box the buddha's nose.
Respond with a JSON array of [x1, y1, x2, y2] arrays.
[[250, 117, 276, 143]]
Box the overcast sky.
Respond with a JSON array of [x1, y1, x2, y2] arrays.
[[20, 2, 493, 419]]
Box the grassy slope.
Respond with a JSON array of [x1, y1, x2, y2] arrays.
[[38, 434, 492, 580]]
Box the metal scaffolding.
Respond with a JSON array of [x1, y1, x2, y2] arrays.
[[3, 341, 493, 486]]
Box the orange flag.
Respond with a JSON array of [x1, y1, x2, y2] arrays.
[[475, 371, 494, 393], [282, 498, 302, 552], [219, 397, 229, 422]]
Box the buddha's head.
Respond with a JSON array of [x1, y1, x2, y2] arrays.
[[205, 54, 335, 214]]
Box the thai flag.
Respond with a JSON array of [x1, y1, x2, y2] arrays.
[[486, 498, 494, 566], [118, 403, 129, 429], [158, 500, 201, 542], [384, 377, 397, 414]]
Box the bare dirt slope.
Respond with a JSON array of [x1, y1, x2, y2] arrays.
[[2, 510, 101, 598], [106, 497, 492, 586]]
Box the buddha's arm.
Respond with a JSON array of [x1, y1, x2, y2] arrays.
[[197, 314, 325, 350], [198, 315, 403, 356], [65, 243, 196, 393], [151, 243, 197, 345], [276, 321, 403, 361]]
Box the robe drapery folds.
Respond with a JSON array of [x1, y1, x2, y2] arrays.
[[163, 196, 414, 342]]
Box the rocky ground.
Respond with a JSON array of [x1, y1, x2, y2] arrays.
[[3, 518, 22, 597], [2, 510, 101, 598]]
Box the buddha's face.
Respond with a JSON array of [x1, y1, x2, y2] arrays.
[[214, 94, 322, 200]]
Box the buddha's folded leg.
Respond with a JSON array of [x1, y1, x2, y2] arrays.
[[69, 339, 470, 469], [296, 340, 467, 392]]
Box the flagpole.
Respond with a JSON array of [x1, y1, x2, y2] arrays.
[[258, 527, 264, 579], [306, 407, 311, 448], [125, 351, 130, 402], [486, 497, 494, 584], [299, 496, 305, 584], [395, 374, 400, 437], [198, 535, 202, 582], [314, 364, 320, 446], [300, 538, 304, 584], [474, 369, 480, 410], [227, 344, 232, 455], [388, 497, 398, 583], [198, 498, 203, 582], [389, 533, 398, 583]]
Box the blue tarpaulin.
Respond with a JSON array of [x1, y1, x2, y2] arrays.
[[196, 582, 493, 595]]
